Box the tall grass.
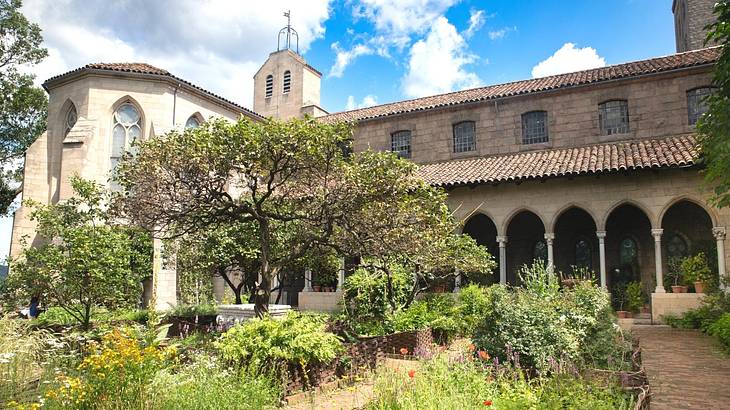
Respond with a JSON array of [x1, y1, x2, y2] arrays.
[[0, 316, 55, 405]]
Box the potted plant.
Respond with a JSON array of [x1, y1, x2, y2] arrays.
[[666, 257, 687, 293], [613, 283, 631, 318], [625, 281, 643, 314], [681, 253, 712, 294]]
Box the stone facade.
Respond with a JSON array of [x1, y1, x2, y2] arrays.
[[674, 0, 717, 52]]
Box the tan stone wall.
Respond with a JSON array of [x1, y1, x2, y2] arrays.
[[652, 292, 705, 323], [674, 0, 716, 52], [253, 50, 322, 119], [352, 68, 714, 164]]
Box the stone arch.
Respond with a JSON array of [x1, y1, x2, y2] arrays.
[[660, 198, 717, 280], [462, 212, 499, 285], [657, 195, 718, 229], [501, 206, 547, 237], [109, 95, 146, 138], [58, 98, 78, 138], [552, 206, 599, 276], [604, 202, 654, 297], [184, 111, 204, 129], [505, 209, 546, 285], [548, 203, 599, 233], [601, 199, 656, 231]]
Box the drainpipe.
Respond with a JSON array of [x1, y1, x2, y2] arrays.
[[172, 83, 181, 126]]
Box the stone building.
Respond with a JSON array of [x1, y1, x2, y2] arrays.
[[9, 0, 728, 320]]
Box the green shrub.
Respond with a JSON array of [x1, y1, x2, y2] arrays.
[[456, 284, 493, 337], [473, 261, 621, 373], [681, 252, 713, 285], [625, 281, 643, 312], [708, 313, 730, 351], [392, 295, 459, 343], [215, 312, 343, 376], [167, 303, 217, 318], [367, 355, 634, 409], [147, 354, 280, 410]]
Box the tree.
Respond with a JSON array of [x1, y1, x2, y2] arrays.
[[5, 176, 150, 329], [0, 0, 48, 215], [697, 1, 730, 208], [115, 117, 494, 316]]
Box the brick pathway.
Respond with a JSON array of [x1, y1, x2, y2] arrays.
[[633, 325, 730, 409]]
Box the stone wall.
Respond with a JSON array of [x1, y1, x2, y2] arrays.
[[674, 0, 717, 52]]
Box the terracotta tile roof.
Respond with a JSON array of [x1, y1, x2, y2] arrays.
[[44, 63, 263, 119], [324, 47, 721, 123], [418, 135, 699, 187]]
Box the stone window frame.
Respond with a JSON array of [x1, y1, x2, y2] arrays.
[[598, 99, 630, 136], [265, 74, 274, 98], [185, 112, 204, 129], [64, 102, 77, 137], [686, 86, 715, 126], [283, 70, 291, 94], [390, 129, 412, 159], [109, 97, 145, 189], [521, 110, 549, 145], [452, 120, 477, 154]]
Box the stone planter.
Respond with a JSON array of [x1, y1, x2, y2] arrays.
[[671, 285, 688, 293], [694, 281, 706, 294]]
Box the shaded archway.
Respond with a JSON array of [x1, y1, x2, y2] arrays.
[[553, 207, 598, 278], [506, 210, 545, 285], [463, 213, 499, 284], [661, 199, 716, 286], [605, 203, 653, 296]]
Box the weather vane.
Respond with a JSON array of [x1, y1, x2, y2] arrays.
[[278, 10, 299, 53]]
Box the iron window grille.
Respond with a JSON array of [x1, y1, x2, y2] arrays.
[[521, 111, 549, 144], [453, 121, 476, 153], [391, 130, 412, 158], [599, 100, 629, 135], [687, 87, 714, 125]]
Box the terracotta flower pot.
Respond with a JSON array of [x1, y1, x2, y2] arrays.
[[313, 285, 321, 292], [616, 310, 631, 319], [694, 281, 706, 294], [671, 285, 688, 293]]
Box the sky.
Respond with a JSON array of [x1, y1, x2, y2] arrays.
[[0, 0, 678, 261]]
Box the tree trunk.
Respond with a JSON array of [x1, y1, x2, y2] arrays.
[[255, 219, 272, 317]]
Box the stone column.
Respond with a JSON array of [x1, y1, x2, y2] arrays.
[[453, 269, 462, 293], [652, 228, 666, 293], [336, 257, 345, 292], [152, 237, 178, 310], [497, 236, 508, 284], [304, 268, 313, 292], [596, 230, 607, 289], [544, 233, 555, 270], [713, 227, 727, 289]]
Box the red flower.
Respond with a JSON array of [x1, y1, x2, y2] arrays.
[[408, 369, 416, 378], [400, 347, 409, 355], [483, 400, 493, 406], [478, 351, 490, 360]]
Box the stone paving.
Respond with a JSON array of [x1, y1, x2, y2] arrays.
[[633, 325, 730, 409]]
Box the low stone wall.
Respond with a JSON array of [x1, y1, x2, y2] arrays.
[[298, 291, 343, 313], [651, 292, 705, 323], [216, 304, 291, 329]]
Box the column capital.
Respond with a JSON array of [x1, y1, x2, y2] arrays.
[[651, 228, 664, 239], [596, 230, 607, 239], [497, 235, 508, 245], [713, 226, 727, 241], [544, 232, 555, 242]]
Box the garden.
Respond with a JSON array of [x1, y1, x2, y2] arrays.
[[1, 117, 647, 409]]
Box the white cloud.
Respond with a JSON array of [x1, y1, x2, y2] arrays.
[[329, 43, 373, 77], [345, 94, 379, 110], [463, 9, 485, 38], [352, 0, 458, 41], [402, 17, 481, 98], [531, 43, 606, 78], [20, 0, 332, 106]]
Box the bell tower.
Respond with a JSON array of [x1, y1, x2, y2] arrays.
[[673, 0, 717, 52], [253, 11, 327, 119]]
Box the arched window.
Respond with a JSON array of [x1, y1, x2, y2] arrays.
[[185, 115, 201, 129], [521, 111, 548, 144], [265, 75, 273, 98], [598, 100, 629, 135], [111, 102, 142, 175], [283, 70, 291, 94], [391, 130, 412, 158], [574, 238, 592, 269], [666, 232, 689, 259], [452, 121, 476, 153], [687, 87, 715, 125], [65, 104, 77, 136], [533, 240, 548, 262], [619, 237, 638, 266]]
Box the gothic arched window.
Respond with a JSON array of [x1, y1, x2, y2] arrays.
[[185, 115, 200, 129], [574, 238, 592, 269], [65, 105, 77, 136], [619, 237, 638, 266], [111, 102, 142, 175]]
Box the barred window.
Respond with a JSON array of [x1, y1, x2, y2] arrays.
[[390, 130, 412, 158], [598, 100, 629, 135], [453, 121, 476, 153], [283, 70, 291, 94], [521, 111, 548, 144], [265, 75, 273, 98], [687, 87, 714, 125]]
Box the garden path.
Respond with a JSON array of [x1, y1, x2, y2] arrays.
[[633, 325, 730, 409]]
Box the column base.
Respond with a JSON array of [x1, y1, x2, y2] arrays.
[[654, 285, 666, 293]]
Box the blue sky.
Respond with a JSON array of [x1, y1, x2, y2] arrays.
[[1, 0, 678, 260]]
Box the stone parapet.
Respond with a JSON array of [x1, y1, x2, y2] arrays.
[[298, 291, 343, 313], [651, 292, 705, 323]]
